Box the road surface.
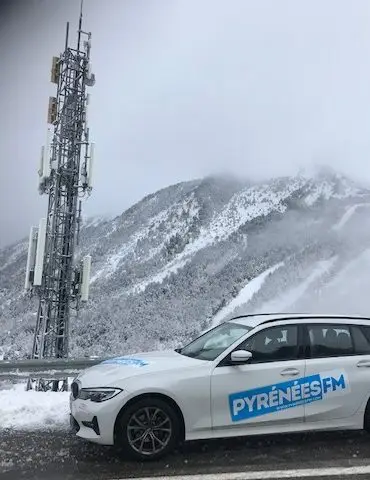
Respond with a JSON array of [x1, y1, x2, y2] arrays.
[[1, 429, 370, 479]]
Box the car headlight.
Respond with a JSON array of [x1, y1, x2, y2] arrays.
[[78, 387, 122, 402]]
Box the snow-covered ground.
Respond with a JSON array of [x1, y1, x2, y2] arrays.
[[0, 383, 70, 430]]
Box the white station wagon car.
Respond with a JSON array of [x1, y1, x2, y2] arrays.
[[70, 313, 370, 460]]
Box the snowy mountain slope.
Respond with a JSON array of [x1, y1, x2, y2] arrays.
[[1, 169, 370, 359]]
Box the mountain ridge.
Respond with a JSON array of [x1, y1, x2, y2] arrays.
[[1, 169, 370, 359]]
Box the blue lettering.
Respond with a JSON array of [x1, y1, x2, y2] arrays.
[[256, 393, 269, 410], [269, 388, 279, 407], [278, 387, 291, 405], [233, 398, 245, 416], [244, 395, 256, 412], [301, 382, 311, 399], [229, 372, 345, 422], [331, 374, 346, 391], [322, 377, 332, 394], [291, 382, 301, 402], [310, 380, 322, 397]]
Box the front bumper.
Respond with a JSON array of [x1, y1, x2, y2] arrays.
[[70, 394, 126, 445], [70, 414, 80, 433]]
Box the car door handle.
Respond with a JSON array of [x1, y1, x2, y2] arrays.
[[357, 360, 370, 368], [280, 368, 300, 377]]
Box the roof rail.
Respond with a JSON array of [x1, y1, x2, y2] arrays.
[[229, 312, 370, 325], [229, 312, 310, 321], [258, 314, 370, 326]]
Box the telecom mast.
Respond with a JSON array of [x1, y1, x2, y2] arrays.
[[24, 1, 95, 391]]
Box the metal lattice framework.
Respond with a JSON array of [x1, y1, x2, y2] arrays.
[[27, 3, 95, 391]]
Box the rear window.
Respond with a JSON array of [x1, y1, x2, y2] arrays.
[[308, 325, 353, 358], [353, 326, 370, 354], [307, 323, 370, 357]]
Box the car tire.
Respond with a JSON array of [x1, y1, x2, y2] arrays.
[[364, 398, 370, 432], [116, 397, 180, 461]]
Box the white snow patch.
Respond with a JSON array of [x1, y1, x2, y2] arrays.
[[304, 177, 365, 207], [304, 181, 333, 206], [0, 383, 69, 430], [259, 257, 336, 312], [134, 181, 305, 293], [332, 203, 370, 231], [212, 263, 284, 326], [90, 267, 106, 284], [132, 258, 190, 293], [91, 195, 200, 283], [305, 248, 370, 315], [194, 180, 304, 252], [82, 215, 111, 229]]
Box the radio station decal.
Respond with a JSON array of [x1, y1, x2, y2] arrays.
[[101, 356, 149, 367], [229, 370, 348, 422]]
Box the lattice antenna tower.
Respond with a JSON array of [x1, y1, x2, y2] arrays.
[[25, 0, 95, 391]]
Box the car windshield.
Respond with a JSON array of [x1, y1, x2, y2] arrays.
[[177, 321, 252, 361]]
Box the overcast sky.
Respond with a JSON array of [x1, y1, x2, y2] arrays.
[[1, 0, 370, 247]]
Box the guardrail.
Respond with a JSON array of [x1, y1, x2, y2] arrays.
[[0, 357, 108, 380]]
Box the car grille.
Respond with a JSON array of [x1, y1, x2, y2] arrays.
[[71, 381, 79, 400]]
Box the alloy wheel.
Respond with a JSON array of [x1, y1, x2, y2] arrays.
[[126, 406, 172, 456]]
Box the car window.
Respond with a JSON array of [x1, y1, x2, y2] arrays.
[[178, 322, 252, 361], [352, 326, 370, 354], [308, 325, 353, 358], [359, 325, 370, 345], [237, 325, 299, 363]]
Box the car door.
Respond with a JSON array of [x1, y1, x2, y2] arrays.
[[304, 321, 370, 424], [211, 324, 306, 433]]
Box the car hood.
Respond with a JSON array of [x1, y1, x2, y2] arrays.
[[76, 350, 208, 388]]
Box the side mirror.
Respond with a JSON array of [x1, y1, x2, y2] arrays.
[[230, 349, 252, 364]]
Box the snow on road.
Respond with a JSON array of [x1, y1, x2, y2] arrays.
[[0, 383, 69, 430]]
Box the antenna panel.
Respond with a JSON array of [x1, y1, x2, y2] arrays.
[[47, 97, 58, 125], [42, 129, 52, 179], [80, 255, 91, 302], [85, 93, 90, 125], [50, 56, 60, 84], [87, 142, 95, 188], [33, 218, 47, 286], [38, 146, 45, 178], [24, 226, 38, 290]]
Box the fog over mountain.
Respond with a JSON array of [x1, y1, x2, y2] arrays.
[[2, 0, 370, 247], [1, 168, 370, 359]]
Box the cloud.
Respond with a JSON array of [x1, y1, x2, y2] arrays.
[[1, 0, 370, 246]]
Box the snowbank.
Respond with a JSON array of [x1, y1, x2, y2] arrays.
[[0, 383, 70, 430]]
